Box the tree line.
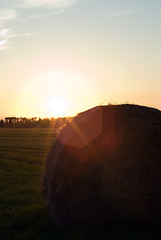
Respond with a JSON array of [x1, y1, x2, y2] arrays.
[[0, 117, 72, 129]]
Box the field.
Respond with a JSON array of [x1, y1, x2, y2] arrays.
[[1, 128, 161, 240]]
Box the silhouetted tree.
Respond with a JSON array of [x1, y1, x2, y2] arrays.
[[0, 116, 69, 129], [0, 120, 4, 127]]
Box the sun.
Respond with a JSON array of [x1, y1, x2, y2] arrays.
[[47, 96, 69, 117]]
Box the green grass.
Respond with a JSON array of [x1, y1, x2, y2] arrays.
[[1, 128, 161, 240], [0, 128, 55, 239]]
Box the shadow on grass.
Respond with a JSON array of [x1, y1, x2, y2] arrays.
[[42, 218, 161, 240], [1, 207, 161, 240]]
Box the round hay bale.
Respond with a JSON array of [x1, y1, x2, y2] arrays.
[[43, 104, 161, 227]]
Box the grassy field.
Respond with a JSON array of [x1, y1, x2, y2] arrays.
[[1, 128, 161, 240]]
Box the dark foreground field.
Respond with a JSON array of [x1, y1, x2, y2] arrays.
[[1, 128, 161, 240]]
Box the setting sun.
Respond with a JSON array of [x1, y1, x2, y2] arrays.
[[0, 0, 161, 119], [47, 96, 69, 118]]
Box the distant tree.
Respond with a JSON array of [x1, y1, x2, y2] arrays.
[[0, 116, 70, 129], [37, 118, 50, 128], [5, 117, 19, 125], [0, 120, 4, 127]]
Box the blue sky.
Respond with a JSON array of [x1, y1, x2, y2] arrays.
[[0, 0, 161, 117]]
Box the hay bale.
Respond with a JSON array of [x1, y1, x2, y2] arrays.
[[43, 104, 161, 227]]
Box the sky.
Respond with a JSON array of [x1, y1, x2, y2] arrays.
[[0, 0, 161, 118]]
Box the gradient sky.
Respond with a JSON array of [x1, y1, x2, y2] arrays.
[[0, 0, 161, 118]]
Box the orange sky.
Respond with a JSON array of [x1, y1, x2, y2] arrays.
[[0, 0, 161, 118]]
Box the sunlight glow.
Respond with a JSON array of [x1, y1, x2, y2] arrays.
[[15, 68, 100, 118], [47, 95, 69, 117]]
